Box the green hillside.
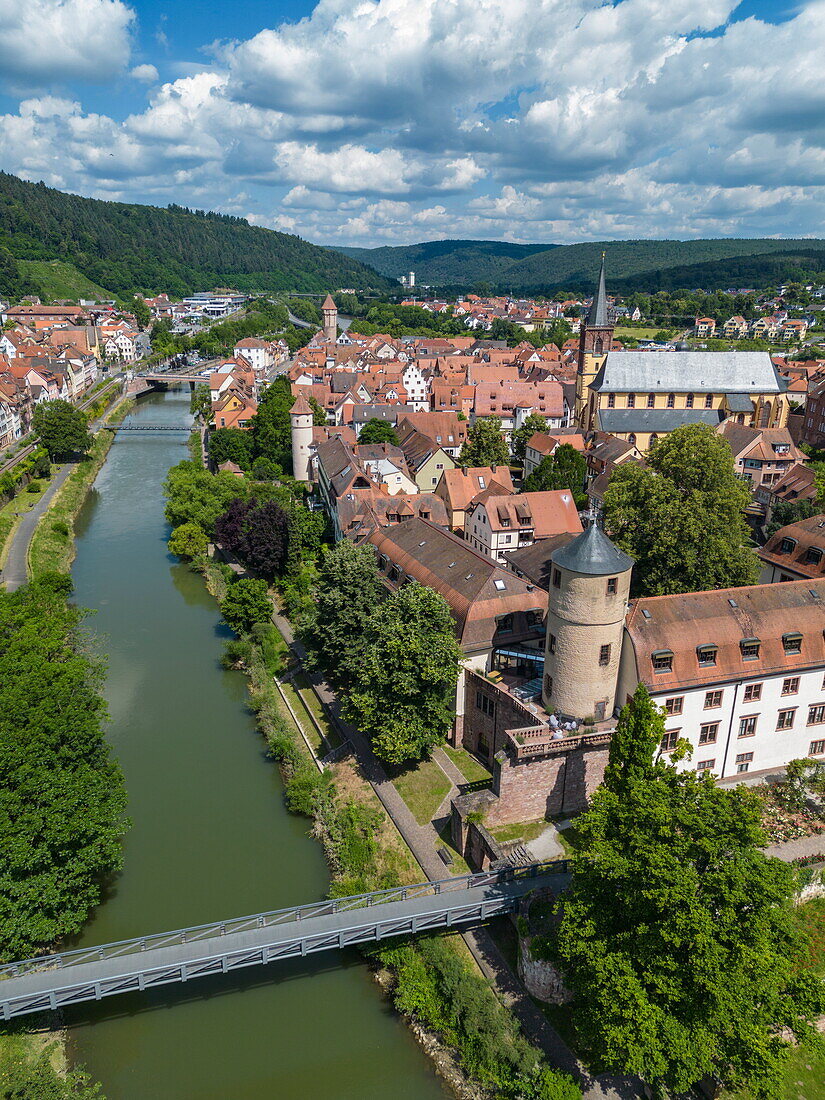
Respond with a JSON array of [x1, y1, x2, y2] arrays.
[[17, 259, 113, 301], [0, 172, 394, 302], [335, 236, 825, 292], [337, 239, 552, 285]]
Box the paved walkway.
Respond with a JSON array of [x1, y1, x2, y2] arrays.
[[271, 605, 640, 1099], [765, 832, 825, 860], [1, 463, 74, 591]]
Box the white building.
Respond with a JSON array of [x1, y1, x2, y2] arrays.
[[465, 490, 582, 563], [234, 338, 275, 375]]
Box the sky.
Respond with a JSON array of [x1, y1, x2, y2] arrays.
[[0, 0, 818, 249]]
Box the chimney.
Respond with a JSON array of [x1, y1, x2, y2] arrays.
[[491, 464, 497, 473]]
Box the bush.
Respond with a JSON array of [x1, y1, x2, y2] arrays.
[[221, 578, 272, 635], [221, 636, 254, 669], [168, 521, 209, 560], [26, 479, 42, 493], [51, 520, 69, 537]]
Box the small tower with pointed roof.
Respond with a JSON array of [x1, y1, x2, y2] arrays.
[[321, 294, 338, 343], [290, 395, 314, 482], [542, 521, 633, 722], [575, 253, 614, 430]]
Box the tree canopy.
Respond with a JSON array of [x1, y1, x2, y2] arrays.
[[221, 578, 272, 635], [554, 685, 825, 1099], [251, 376, 325, 473], [511, 414, 547, 464], [208, 428, 254, 470], [602, 424, 759, 596], [0, 576, 128, 960], [460, 416, 510, 469], [522, 443, 587, 507], [358, 419, 399, 446], [32, 400, 92, 461]]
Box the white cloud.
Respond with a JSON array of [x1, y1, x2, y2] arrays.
[[0, 0, 134, 87], [130, 64, 159, 83]]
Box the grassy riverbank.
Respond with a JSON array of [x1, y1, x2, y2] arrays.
[[197, 559, 579, 1100], [28, 400, 135, 579]]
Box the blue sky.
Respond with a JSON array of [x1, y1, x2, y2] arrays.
[[0, 0, 819, 247]]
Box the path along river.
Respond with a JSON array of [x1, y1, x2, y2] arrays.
[[64, 388, 447, 1100]]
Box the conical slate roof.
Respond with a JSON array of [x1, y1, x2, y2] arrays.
[[550, 522, 633, 576], [586, 253, 608, 328]]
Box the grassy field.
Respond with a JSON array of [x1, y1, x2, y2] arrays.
[[18, 259, 112, 301], [489, 819, 548, 845], [392, 757, 451, 825], [441, 744, 491, 784], [614, 326, 669, 341]]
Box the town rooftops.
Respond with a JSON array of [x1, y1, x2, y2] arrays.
[[591, 350, 784, 394], [551, 522, 634, 576], [758, 515, 825, 578], [599, 408, 724, 434], [626, 578, 825, 691]]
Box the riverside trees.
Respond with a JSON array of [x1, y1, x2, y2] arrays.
[[553, 684, 825, 1099], [0, 575, 127, 960]]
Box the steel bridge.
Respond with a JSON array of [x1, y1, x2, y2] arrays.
[[0, 862, 567, 1020], [103, 424, 192, 432]]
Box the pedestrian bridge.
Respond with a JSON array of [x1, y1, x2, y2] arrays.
[[0, 862, 567, 1020]]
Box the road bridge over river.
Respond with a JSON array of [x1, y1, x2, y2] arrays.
[[0, 862, 567, 1020]]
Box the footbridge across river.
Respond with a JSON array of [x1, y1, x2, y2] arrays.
[[0, 862, 567, 1020]]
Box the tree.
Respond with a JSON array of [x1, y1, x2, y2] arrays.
[[32, 400, 92, 460], [601, 684, 664, 797], [164, 462, 252, 536], [0, 579, 127, 960], [358, 418, 399, 446], [602, 424, 759, 596], [168, 522, 208, 560], [190, 383, 212, 421], [214, 497, 254, 557], [243, 500, 290, 579], [250, 377, 297, 471], [345, 582, 461, 765], [522, 444, 587, 507], [131, 295, 150, 330], [0, 1041, 104, 1098], [765, 496, 819, 539], [208, 428, 254, 470], [460, 416, 509, 469], [554, 694, 825, 1098], [303, 541, 383, 688], [511, 414, 547, 464], [221, 578, 271, 635], [251, 456, 281, 481]]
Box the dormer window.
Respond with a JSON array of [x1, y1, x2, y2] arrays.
[[652, 650, 673, 673], [697, 644, 718, 667], [780, 537, 797, 554], [686, 393, 694, 408], [740, 638, 761, 661], [783, 632, 803, 655], [806, 547, 823, 566], [496, 614, 514, 633]]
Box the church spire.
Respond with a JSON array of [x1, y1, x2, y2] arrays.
[[586, 251, 608, 327]]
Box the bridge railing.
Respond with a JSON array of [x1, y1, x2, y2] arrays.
[[0, 860, 567, 980]]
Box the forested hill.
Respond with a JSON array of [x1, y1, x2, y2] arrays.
[[334, 236, 825, 292], [336, 239, 553, 285], [0, 173, 395, 301]]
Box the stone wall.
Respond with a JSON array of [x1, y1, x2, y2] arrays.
[[518, 939, 572, 1005], [462, 671, 542, 766]]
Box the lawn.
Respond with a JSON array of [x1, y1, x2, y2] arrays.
[[293, 670, 341, 749], [441, 744, 491, 784], [392, 757, 451, 826], [796, 895, 825, 976], [614, 326, 668, 340], [18, 259, 112, 301], [725, 1044, 825, 1100], [489, 819, 549, 845], [0, 480, 50, 567]]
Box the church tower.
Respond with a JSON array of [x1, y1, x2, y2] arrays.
[[321, 294, 338, 343], [542, 523, 633, 723], [290, 395, 314, 482], [575, 254, 614, 430]]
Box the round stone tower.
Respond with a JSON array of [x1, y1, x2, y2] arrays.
[[542, 524, 634, 722], [290, 395, 314, 482]]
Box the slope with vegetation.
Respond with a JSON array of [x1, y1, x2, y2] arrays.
[[338, 239, 553, 285], [0, 171, 394, 301]]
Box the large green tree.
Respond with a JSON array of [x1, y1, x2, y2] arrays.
[[32, 400, 92, 460], [602, 423, 759, 596], [459, 416, 509, 469], [208, 427, 254, 470], [522, 443, 587, 506], [0, 577, 128, 960], [303, 541, 383, 689], [251, 377, 324, 472], [358, 419, 399, 446], [221, 578, 272, 635], [511, 414, 547, 464], [345, 582, 461, 765], [554, 685, 824, 1099]]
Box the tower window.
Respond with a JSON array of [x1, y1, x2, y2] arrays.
[[548, 633, 557, 654], [606, 577, 618, 594], [552, 568, 561, 588], [599, 644, 611, 666]]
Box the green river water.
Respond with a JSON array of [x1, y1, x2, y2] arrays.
[[65, 389, 447, 1099]]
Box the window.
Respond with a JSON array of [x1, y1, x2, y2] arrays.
[[552, 568, 561, 589], [660, 730, 680, 752], [496, 614, 514, 633], [686, 393, 694, 408], [628, 433, 636, 445], [704, 690, 723, 708], [667, 392, 675, 408], [544, 674, 553, 698], [476, 692, 495, 717], [780, 676, 800, 695], [776, 709, 796, 730], [607, 393, 616, 408], [704, 394, 713, 409], [526, 609, 543, 627], [699, 722, 719, 744], [783, 632, 803, 655], [607, 577, 618, 595], [697, 644, 718, 667], [810, 740, 825, 756], [626, 393, 636, 408], [736, 752, 753, 773], [740, 638, 761, 661], [652, 650, 673, 673], [548, 633, 557, 654], [697, 759, 716, 772], [808, 704, 825, 725], [494, 579, 506, 590], [806, 547, 823, 566], [599, 644, 611, 666], [744, 683, 762, 702], [664, 696, 683, 716], [647, 392, 655, 408], [739, 715, 758, 738], [780, 537, 797, 554]]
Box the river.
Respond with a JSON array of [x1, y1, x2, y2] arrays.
[[65, 388, 447, 1100]]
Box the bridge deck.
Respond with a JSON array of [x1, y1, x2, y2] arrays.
[[0, 864, 566, 1019]]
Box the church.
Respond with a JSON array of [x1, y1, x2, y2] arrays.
[[575, 257, 791, 451]]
